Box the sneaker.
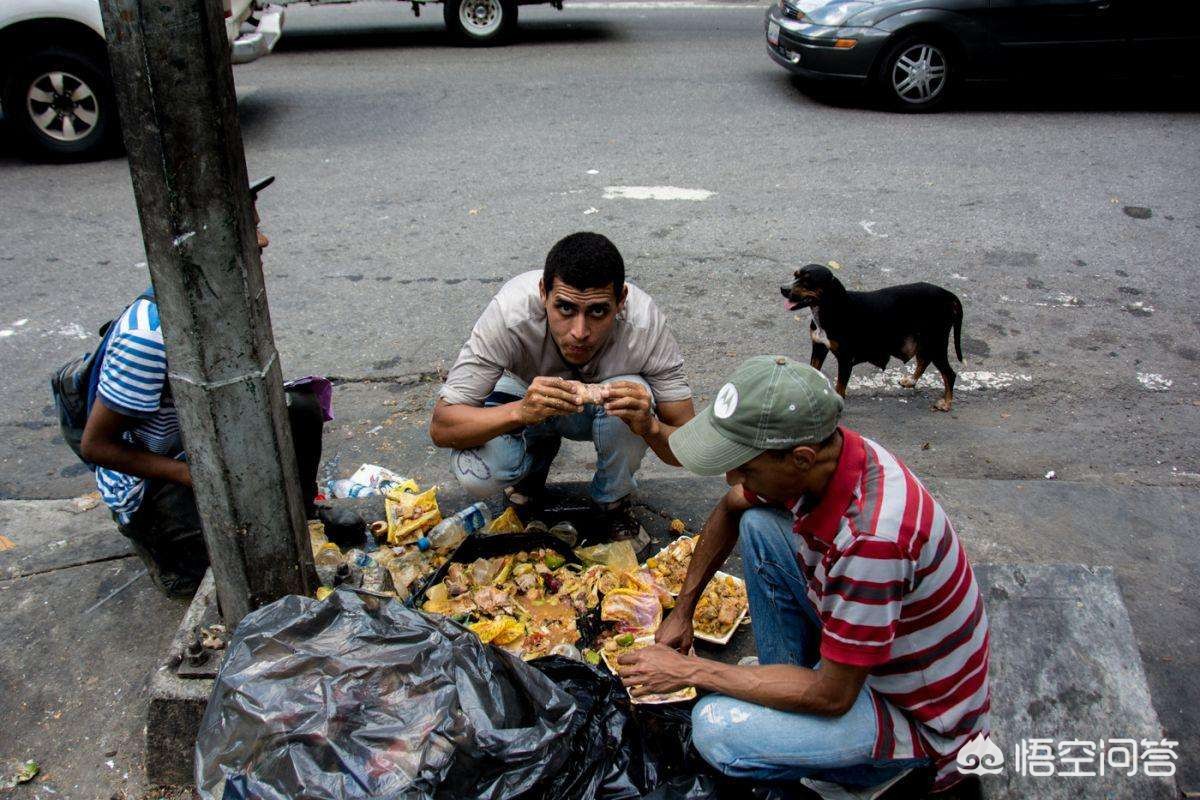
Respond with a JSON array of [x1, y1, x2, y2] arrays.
[[128, 540, 201, 599]]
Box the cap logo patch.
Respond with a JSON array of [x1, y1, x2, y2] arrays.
[[714, 383, 739, 419]]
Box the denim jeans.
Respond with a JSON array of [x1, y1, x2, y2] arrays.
[[449, 373, 650, 505], [690, 507, 930, 788]]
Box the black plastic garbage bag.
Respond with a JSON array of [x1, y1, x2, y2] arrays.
[[195, 589, 580, 800], [524, 656, 654, 799]]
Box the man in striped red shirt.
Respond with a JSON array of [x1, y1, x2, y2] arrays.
[[618, 355, 990, 794]]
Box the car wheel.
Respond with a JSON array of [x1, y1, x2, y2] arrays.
[[877, 35, 955, 112], [443, 0, 518, 45], [3, 46, 119, 161]]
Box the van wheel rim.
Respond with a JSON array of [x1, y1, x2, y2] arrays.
[[460, 0, 502, 35], [27, 70, 99, 142]]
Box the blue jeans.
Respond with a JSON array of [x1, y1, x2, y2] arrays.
[[449, 374, 650, 505], [690, 507, 930, 788]]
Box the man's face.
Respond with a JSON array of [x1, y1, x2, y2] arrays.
[[540, 279, 626, 366], [726, 450, 810, 504]]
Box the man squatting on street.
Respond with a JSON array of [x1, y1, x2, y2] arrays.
[[80, 180, 326, 598], [618, 356, 991, 794], [430, 232, 696, 533]]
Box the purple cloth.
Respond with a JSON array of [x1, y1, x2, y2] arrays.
[[284, 376, 334, 422]]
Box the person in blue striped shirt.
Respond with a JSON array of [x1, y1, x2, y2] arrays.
[[79, 178, 327, 597]]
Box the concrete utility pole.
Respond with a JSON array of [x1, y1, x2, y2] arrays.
[[100, 0, 315, 626]]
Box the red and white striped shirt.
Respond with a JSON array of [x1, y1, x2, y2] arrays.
[[746, 427, 991, 792]]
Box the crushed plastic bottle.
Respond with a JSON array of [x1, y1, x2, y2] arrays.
[[427, 502, 493, 550]]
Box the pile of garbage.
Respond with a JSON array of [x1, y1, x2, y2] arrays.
[[412, 513, 749, 707], [309, 464, 491, 601], [195, 468, 761, 800]]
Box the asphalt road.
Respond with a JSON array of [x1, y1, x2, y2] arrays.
[[0, 1, 1198, 791], [1, 1, 1197, 501]]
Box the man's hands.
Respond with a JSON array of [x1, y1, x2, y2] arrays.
[[655, 605, 695, 654], [617, 643, 695, 697], [602, 380, 657, 437], [516, 377, 584, 426], [514, 377, 659, 436]]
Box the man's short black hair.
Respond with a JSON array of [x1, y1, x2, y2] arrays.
[[543, 232, 625, 297]]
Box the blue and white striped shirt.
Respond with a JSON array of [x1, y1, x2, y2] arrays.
[[94, 298, 183, 523]]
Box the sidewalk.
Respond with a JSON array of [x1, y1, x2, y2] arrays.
[[1, 476, 1195, 798]]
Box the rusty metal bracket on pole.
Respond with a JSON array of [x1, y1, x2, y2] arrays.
[[99, 0, 316, 627]]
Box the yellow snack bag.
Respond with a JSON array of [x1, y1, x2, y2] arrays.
[[484, 506, 524, 534], [470, 615, 525, 645], [385, 485, 442, 544]]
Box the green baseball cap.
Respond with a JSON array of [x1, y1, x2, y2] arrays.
[[669, 356, 844, 476]]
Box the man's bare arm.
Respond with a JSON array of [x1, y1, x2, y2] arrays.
[[429, 376, 585, 450], [655, 485, 751, 651], [601, 383, 695, 466], [640, 398, 696, 466], [429, 398, 526, 450], [80, 401, 191, 487], [621, 645, 869, 717]]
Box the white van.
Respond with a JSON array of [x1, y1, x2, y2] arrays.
[[0, 0, 284, 160]]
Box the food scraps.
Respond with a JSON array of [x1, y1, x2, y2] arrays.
[[600, 636, 696, 704], [422, 549, 586, 659], [385, 484, 441, 544], [693, 572, 748, 643], [644, 536, 698, 595]]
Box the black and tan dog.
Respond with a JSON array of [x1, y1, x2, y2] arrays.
[[781, 264, 965, 411]]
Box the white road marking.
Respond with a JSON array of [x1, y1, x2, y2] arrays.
[[1136, 373, 1172, 391], [0, 330, 13, 338], [603, 185, 715, 201], [1125, 301, 1154, 315], [586, 169, 600, 175], [583, 207, 599, 215], [859, 219, 888, 238], [14, 319, 28, 326], [52, 323, 91, 340], [1034, 292, 1080, 308]]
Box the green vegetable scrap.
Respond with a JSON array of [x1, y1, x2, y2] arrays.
[[2, 760, 39, 788]]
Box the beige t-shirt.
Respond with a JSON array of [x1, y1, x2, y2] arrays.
[[439, 270, 692, 407]]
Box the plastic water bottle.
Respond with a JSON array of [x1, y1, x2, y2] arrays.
[[428, 502, 493, 550]]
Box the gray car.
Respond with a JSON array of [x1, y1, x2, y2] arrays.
[[765, 0, 1200, 111]]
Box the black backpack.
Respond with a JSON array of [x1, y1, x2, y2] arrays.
[[50, 291, 154, 466]]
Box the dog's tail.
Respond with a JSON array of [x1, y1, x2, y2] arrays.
[[951, 294, 964, 362]]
